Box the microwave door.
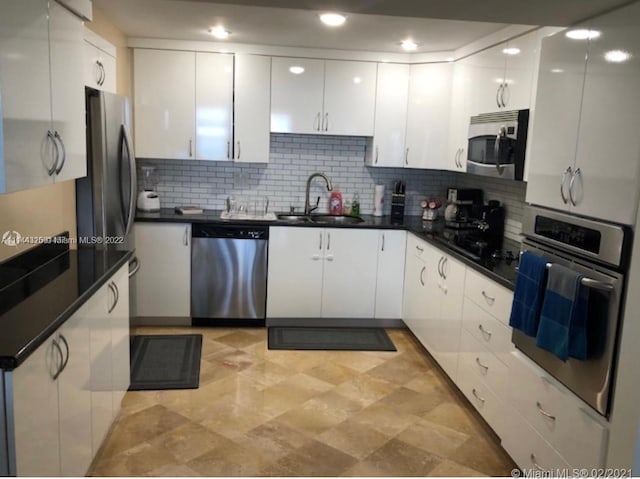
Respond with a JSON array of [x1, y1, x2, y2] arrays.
[[467, 135, 516, 179]]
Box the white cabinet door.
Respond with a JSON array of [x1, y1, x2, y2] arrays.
[[436, 254, 465, 381], [267, 227, 324, 318], [88, 282, 113, 454], [57, 306, 93, 477], [84, 41, 116, 93], [271, 57, 325, 134], [195, 52, 233, 161], [571, 3, 640, 225], [321, 229, 379, 318], [234, 54, 271, 163], [323, 60, 377, 136], [369, 63, 409, 167], [110, 265, 130, 416], [447, 60, 471, 172], [0, 0, 55, 193], [135, 223, 192, 317], [49, 0, 86, 183], [466, 44, 507, 115], [526, 27, 588, 211], [99, 49, 117, 94], [402, 248, 426, 335], [134, 49, 195, 159], [11, 337, 61, 476], [405, 63, 453, 169], [502, 32, 538, 111], [375, 230, 406, 318]]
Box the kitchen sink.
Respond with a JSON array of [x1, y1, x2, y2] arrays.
[[276, 214, 312, 223], [309, 214, 364, 225]]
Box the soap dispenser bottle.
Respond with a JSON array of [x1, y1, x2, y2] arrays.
[[329, 185, 343, 215]]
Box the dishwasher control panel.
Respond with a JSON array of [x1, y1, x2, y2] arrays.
[[192, 224, 269, 240]]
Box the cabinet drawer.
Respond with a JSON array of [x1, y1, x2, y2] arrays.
[[457, 363, 505, 438], [503, 408, 571, 473], [458, 328, 508, 398], [406, 233, 430, 260], [462, 297, 514, 365], [508, 352, 607, 469], [464, 268, 514, 324]]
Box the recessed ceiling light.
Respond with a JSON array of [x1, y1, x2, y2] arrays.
[[565, 29, 601, 40], [209, 26, 231, 40], [446, 57, 455, 62], [319, 12, 346, 27], [353, 76, 362, 84], [604, 49, 631, 63], [289, 66, 305, 75], [401, 39, 418, 52], [551, 68, 564, 73], [502, 47, 521, 55]]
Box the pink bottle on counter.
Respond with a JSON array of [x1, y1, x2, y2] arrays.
[[329, 188, 343, 215]]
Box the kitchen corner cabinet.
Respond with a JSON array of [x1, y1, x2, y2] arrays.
[[84, 29, 117, 93], [0, 0, 86, 193], [7, 263, 129, 477], [267, 227, 381, 319], [134, 223, 191, 317], [270, 58, 376, 136], [527, 2, 640, 224], [447, 60, 472, 172], [374, 230, 407, 319], [404, 63, 453, 170], [233, 54, 271, 163], [367, 63, 410, 168]]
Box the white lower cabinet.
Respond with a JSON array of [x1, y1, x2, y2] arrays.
[[8, 263, 129, 477], [457, 362, 506, 438], [268, 227, 393, 319], [134, 223, 191, 317], [402, 235, 430, 342], [374, 230, 406, 319]]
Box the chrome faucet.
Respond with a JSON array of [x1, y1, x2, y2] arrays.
[[304, 172, 333, 215]]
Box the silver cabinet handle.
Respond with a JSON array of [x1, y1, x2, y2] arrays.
[[46, 130, 58, 176], [324, 112, 329, 132], [100, 62, 106, 86], [437, 257, 444, 278], [458, 148, 464, 169], [226, 140, 230, 159], [454, 148, 459, 168], [58, 334, 70, 374], [569, 167, 580, 206], [405, 147, 409, 165], [189, 138, 193, 157], [327, 232, 331, 251], [496, 84, 503, 108], [236, 141, 241, 160], [129, 256, 141, 278], [314, 112, 321, 131], [472, 388, 486, 404], [560, 166, 572, 204], [53, 131, 66, 175], [536, 401, 556, 421], [415, 245, 423, 253], [52, 339, 65, 380], [501, 83, 510, 107], [107, 282, 118, 313], [475, 357, 489, 373], [319, 232, 323, 250], [184, 226, 189, 246], [481, 290, 495, 305], [375, 146, 379, 164], [530, 454, 545, 472], [442, 257, 447, 280], [96, 60, 105, 86], [420, 266, 426, 286], [381, 233, 385, 252], [478, 324, 492, 340]]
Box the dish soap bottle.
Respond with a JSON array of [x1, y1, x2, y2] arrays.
[[329, 186, 343, 215], [352, 192, 360, 216]]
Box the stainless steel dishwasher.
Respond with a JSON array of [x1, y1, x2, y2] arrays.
[[191, 224, 268, 326]]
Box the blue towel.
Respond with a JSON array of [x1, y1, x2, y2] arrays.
[[509, 252, 548, 336], [536, 264, 590, 361]]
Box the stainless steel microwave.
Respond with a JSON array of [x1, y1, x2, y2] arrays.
[[467, 109, 529, 181]]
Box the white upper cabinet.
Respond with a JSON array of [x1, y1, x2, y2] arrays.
[[270, 57, 376, 136], [368, 63, 410, 167], [447, 60, 472, 172], [84, 28, 117, 93], [134, 49, 196, 159], [466, 45, 507, 115], [501, 32, 539, 111], [405, 63, 453, 169], [571, 3, 640, 224], [271, 57, 325, 134], [195, 52, 234, 161], [323, 60, 377, 136], [234, 54, 271, 163], [0, 0, 86, 193]]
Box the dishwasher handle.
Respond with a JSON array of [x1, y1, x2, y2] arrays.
[[191, 224, 269, 240]]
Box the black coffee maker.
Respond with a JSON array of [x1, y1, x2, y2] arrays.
[[472, 200, 506, 252]]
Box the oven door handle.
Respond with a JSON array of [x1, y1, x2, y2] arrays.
[[494, 126, 506, 176]]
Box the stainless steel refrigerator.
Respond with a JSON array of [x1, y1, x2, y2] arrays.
[[76, 87, 139, 288]]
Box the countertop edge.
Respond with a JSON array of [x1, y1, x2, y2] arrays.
[[1, 250, 133, 371]]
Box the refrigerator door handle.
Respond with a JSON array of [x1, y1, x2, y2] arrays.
[[120, 124, 137, 237]]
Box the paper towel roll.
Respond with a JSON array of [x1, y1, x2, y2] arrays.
[[373, 184, 385, 217]]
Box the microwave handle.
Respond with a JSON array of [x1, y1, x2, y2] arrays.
[[494, 126, 506, 175]]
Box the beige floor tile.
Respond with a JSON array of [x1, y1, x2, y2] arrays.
[[358, 437, 443, 476], [261, 372, 334, 403], [91, 441, 177, 477], [350, 402, 420, 437], [150, 422, 233, 463], [324, 350, 388, 372], [366, 352, 432, 385], [234, 420, 314, 461], [317, 419, 392, 460], [198, 400, 272, 439], [450, 435, 516, 476], [215, 330, 266, 349], [186, 440, 276, 476], [305, 361, 360, 385], [422, 400, 487, 436], [332, 374, 398, 407], [207, 348, 263, 372], [379, 385, 448, 416], [428, 459, 488, 477], [238, 359, 297, 388], [144, 463, 203, 477], [395, 418, 470, 458], [275, 439, 359, 476]]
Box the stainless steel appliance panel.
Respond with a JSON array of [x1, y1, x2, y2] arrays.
[[191, 235, 268, 320]]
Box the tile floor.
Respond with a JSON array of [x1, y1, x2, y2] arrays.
[[89, 327, 516, 477]]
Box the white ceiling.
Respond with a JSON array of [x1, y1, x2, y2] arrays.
[[93, 0, 632, 54]]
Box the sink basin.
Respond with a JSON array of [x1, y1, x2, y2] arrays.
[[276, 214, 312, 223], [310, 214, 364, 225]]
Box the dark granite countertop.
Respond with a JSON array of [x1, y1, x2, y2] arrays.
[[0, 246, 132, 370], [137, 209, 520, 289]]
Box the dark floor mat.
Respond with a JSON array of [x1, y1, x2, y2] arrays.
[[129, 334, 202, 390], [268, 327, 396, 351]]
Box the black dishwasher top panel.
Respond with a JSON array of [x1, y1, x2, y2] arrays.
[[192, 224, 269, 240]]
